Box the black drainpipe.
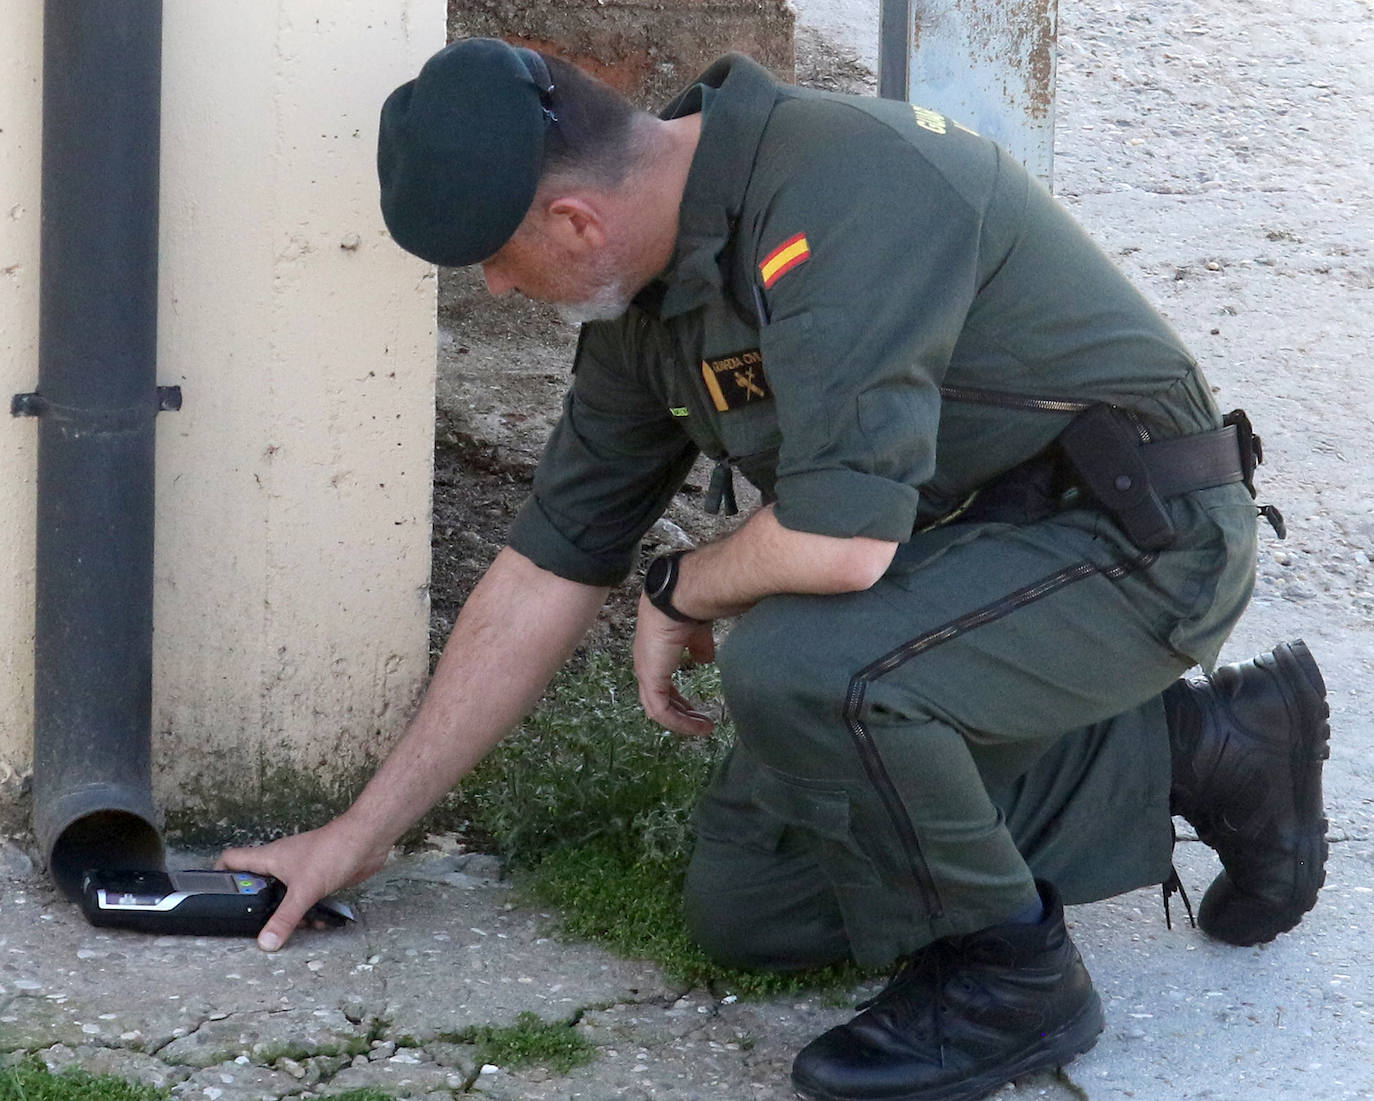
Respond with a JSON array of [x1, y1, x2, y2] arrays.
[[11, 0, 177, 898]]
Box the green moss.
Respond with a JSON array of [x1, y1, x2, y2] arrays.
[[250, 1038, 364, 1066], [162, 754, 379, 848], [524, 839, 868, 999], [452, 1012, 595, 1075], [0, 1059, 408, 1101]]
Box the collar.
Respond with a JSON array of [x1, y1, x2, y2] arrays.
[[650, 55, 780, 320]]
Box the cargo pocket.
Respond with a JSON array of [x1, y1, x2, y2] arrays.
[[1163, 485, 1258, 667], [749, 761, 917, 967]]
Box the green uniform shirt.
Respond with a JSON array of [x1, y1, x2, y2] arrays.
[[508, 56, 1223, 586]]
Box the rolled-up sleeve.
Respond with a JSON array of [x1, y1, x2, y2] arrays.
[[507, 320, 698, 585], [751, 104, 990, 541]]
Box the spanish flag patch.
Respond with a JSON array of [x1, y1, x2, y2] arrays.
[[759, 232, 811, 288]]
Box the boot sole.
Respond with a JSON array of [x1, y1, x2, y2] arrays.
[[1263, 639, 1330, 931], [791, 991, 1105, 1101], [1199, 639, 1331, 945]]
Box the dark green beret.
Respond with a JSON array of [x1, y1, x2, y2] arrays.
[[378, 38, 552, 267]]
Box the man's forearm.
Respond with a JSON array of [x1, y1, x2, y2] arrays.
[[669, 504, 898, 621], [337, 546, 608, 853]]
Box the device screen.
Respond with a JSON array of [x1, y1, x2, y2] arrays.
[[168, 870, 271, 895]]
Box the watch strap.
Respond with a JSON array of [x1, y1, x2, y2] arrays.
[[644, 551, 702, 623]]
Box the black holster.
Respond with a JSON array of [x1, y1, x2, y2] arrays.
[[938, 405, 1279, 547], [1057, 405, 1178, 549], [1056, 404, 1278, 549]]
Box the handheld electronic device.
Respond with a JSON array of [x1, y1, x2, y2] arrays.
[[79, 868, 354, 936]]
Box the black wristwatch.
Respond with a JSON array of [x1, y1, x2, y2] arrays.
[[643, 551, 702, 623]]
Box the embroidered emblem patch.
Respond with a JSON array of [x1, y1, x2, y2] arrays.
[[912, 105, 948, 134], [759, 233, 811, 288], [913, 103, 979, 137], [701, 349, 770, 412]]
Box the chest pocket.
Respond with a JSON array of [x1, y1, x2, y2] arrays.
[[664, 308, 785, 505], [715, 396, 781, 502], [706, 306, 781, 465], [697, 341, 781, 504]]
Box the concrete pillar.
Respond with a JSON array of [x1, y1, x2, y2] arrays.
[[0, 0, 43, 832], [882, 0, 1058, 184], [1, 1, 445, 837]]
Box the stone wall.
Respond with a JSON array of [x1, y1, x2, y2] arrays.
[[448, 0, 796, 107]]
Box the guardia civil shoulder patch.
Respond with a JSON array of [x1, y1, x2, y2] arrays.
[[701, 348, 770, 412], [759, 232, 811, 288]]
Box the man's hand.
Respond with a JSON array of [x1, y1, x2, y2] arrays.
[[216, 816, 388, 952], [633, 592, 717, 736], [216, 549, 608, 953]]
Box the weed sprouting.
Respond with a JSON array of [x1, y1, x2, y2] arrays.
[[455, 651, 727, 870], [452, 1012, 595, 1075]]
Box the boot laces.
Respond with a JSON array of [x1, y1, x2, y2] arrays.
[[1162, 865, 1196, 930], [855, 940, 964, 1067]]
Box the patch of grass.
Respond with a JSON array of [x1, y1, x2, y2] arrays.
[[0, 1060, 406, 1101], [452, 1012, 595, 1075], [453, 649, 872, 1000], [454, 650, 727, 868], [0, 1060, 169, 1101], [527, 839, 867, 999]]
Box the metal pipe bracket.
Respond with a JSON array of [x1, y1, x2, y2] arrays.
[[11, 387, 183, 417]]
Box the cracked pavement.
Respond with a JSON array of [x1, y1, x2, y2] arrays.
[[0, 848, 877, 1100], [2, 831, 1373, 1099], [2, 0, 1372, 1096]]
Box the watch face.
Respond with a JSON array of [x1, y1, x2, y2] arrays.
[[646, 554, 671, 597]]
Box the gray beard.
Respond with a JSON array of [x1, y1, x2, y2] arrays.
[[555, 294, 632, 326], [553, 269, 634, 325]]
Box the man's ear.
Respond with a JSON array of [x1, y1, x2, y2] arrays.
[[542, 195, 608, 254]]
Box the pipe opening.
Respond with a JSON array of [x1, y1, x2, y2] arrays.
[[48, 811, 164, 901]]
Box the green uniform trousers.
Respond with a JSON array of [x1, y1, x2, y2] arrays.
[[683, 483, 1258, 970]]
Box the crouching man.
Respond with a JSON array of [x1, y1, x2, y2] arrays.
[[223, 40, 1329, 1101]]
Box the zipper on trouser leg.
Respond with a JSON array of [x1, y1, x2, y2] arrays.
[[841, 549, 1159, 923]]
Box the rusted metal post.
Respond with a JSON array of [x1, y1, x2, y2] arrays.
[[880, 0, 1058, 186], [878, 0, 911, 101]]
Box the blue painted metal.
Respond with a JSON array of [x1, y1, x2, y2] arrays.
[[881, 0, 1059, 185]]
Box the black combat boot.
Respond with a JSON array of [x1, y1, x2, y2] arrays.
[[791, 882, 1103, 1101], [1164, 639, 1330, 947]]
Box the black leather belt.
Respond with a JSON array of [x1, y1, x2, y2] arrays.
[[1137, 423, 1246, 498], [1058, 406, 1267, 549], [929, 406, 1282, 547]]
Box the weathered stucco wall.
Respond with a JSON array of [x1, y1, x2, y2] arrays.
[[0, 0, 43, 828], [0, 2, 444, 835]]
